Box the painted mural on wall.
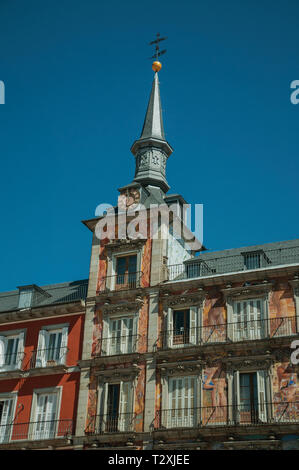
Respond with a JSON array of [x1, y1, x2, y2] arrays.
[[273, 361, 299, 422], [268, 282, 296, 337], [202, 364, 227, 425], [202, 295, 226, 344]]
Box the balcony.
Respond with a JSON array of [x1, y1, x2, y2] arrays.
[[98, 271, 143, 293], [167, 244, 299, 281], [155, 402, 299, 430], [96, 334, 139, 356], [29, 347, 68, 369], [158, 316, 298, 349], [85, 412, 135, 435], [0, 419, 73, 444]]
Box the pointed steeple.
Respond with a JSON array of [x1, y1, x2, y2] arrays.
[[140, 72, 165, 141], [131, 71, 173, 194]]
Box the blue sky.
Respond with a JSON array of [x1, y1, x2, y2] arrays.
[[0, 0, 298, 291]]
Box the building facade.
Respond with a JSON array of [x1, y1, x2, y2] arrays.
[[0, 67, 299, 450]]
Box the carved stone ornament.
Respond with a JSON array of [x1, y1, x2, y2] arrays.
[[221, 281, 273, 299], [162, 292, 205, 308], [102, 299, 144, 315], [96, 364, 140, 382], [105, 238, 146, 255], [225, 356, 273, 371], [158, 361, 202, 377]]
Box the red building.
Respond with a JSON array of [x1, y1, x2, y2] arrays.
[[0, 280, 87, 449]]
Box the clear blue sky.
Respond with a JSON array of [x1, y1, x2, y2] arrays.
[[0, 0, 298, 291]]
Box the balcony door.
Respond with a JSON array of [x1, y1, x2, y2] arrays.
[[234, 370, 267, 424], [167, 308, 197, 348], [109, 317, 134, 355], [0, 399, 14, 443], [115, 255, 137, 290], [33, 392, 58, 440], [168, 377, 197, 428], [105, 382, 132, 432], [231, 299, 265, 341]]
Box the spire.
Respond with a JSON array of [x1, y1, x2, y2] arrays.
[[131, 71, 173, 194], [139, 72, 165, 141]]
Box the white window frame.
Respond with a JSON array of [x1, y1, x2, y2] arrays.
[[0, 330, 25, 372], [29, 387, 62, 441], [102, 312, 138, 356], [18, 289, 34, 309], [162, 375, 200, 428], [166, 306, 199, 348], [233, 369, 268, 424], [0, 392, 18, 443], [227, 296, 268, 341], [108, 249, 141, 291], [35, 324, 69, 368]]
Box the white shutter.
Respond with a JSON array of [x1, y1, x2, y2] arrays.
[[35, 393, 58, 440], [16, 332, 25, 370], [0, 399, 13, 443], [132, 316, 138, 353], [189, 308, 197, 345], [167, 308, 173, 348], [257, 370, 267, 422], [59, 327, 68, 365], [35, 330, 48, 367], [0, 336, 7, 368], [119, 381, 132, 431], [233, 371, 240, 424]]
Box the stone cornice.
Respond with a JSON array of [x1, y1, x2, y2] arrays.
[[221, 281, 273, 299], [105, 239, 146, 255], [95, 364, 140, 381], [101, 298, 144, 315], [0, 301, 84, 325], [161, 289, 205, 308]]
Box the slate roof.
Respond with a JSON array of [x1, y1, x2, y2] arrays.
[[0, 279, 88, 314]]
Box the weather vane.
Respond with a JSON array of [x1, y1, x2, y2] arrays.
[[149, 33, 167, 72]]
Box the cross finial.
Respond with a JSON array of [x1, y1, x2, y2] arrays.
[[149, 33, 167, 72]]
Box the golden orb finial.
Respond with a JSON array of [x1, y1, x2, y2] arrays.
[[152, 61, 162, 72]]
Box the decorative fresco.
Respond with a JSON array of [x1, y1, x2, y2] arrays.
[[268, 281, 296, 337], [202, 293, 226, 344], [272, 361, 299, 422], [202, 364, 228, 425]]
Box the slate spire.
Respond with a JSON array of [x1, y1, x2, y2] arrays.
[[131, 72, 173, 194]]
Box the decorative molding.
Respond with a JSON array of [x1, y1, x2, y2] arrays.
[[95, 364, 140, 382], [102, 298, 144, 315], [222, 281, 273, 299], [225, 354, 274, 371], [105, 239, 146, 255], [161, 290, 205, 308], [157, 360, 202, 377]]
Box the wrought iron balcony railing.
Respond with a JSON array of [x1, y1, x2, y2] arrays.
[[29, 347, 69, 368], [0, 419, 73, 444], [0, 352, 25, 372], [85, 412, 135, 435], [95, 334, 139, 356], [155, 402, 299, 430], [158, 316, 298, 349], [167, 244, 299, 281], [97, 271, 143, 293]]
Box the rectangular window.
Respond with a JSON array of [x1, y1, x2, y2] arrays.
[[234, 370, 267, 424], [167, 308, 197, 348], [167, 377, 197, 428], [0, 398, 14, 443], [18, 289, 33, 309], [103, 382, 133, 433], [0, 332, 24, 371], [33, 392, 58, 440], [35, 327, 68, 368], [115, 255, 137, 289], [109, 317, 134, 355], [231, 299, 264, 341]]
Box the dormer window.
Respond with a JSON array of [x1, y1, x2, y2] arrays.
[[242, 250, 270, 270], [18, 289, 33, 309]]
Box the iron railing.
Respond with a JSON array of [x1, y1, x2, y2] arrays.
[[155, 402, 299, 429], [29, 347, 69, 368], [0, 419, 73, 444], [85, 412, 135, 434], [97, 271, 143, 293], [95, 334, 139, 356], [0, 352, 25, 371], [158, 316, 298, 349], [167, 245, 299, 281]]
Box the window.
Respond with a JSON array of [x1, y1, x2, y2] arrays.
[[33, 391, 59, 440], [115, 254, 138, 289], [0, 397, 14, 443], [100, 381, 133, 433], [230, 299, 265, 341], [18, 289, 33, 309], [167, 376, 197, 428], [0, 332, 24, 371], [35, 326, 68, 367], [234, 370, 267, 424], [108, 317, 136, 355], [167, 308, 197, 348], [243, 253, 261, 270]]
